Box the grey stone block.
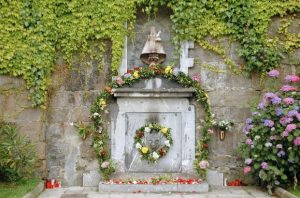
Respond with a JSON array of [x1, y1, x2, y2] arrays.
[[207, 170, 224, 186], [98, 182, 209, 193], [177, 183, 209, 193], [83, 170, 101, 187]]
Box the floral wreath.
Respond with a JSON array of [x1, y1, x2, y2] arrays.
[[76, 65, 213, 180], [134, 123, 173, 163]]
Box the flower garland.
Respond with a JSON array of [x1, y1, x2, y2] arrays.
[[88, 65, 213, 179], [134, 123, 173, 163], [104, 177, 202, 185]]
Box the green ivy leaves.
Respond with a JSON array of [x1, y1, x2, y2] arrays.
[[1, 0, 299, 107]]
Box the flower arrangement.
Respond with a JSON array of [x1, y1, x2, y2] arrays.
[[104, 176, 202, 185], [83, 65, 213, 179], [134, 123, 173, 163], [212, 118, 234, 131], [240, 70, 300, 194]]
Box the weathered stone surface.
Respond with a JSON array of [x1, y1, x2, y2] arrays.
[[98, 183, 209, 193], [112, 92, 196, 175], [207, 170, 224, 186], [83, 170, 101, 187]]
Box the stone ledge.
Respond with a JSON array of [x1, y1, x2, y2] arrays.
[[275, 187, 298, 198], [113, 88, 195, 98], [23, 182, 45, 198], [98, 182, 209, 193]]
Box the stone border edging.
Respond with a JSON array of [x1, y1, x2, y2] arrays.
[[23, 182, 45, 198], [274, 187, 298, 198], [99, 182, 209, 193]]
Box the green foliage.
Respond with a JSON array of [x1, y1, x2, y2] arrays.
[[240, 73, 300, 193], [74, 121, 94, 140], [0, 178, 41, 198], [0, 0, 138, 107], [141, 0, 300, 73], [0, 122, 37, 182], [1, 0, 299, 107]]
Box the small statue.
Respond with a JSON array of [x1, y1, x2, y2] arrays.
[[140, 27, 166, 66]]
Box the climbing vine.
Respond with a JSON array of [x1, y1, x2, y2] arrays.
[[0, 0, 300, 107]]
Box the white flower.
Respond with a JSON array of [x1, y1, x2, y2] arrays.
[[254, 135, 261, 140], [70, 122, 74, 126], [93, 112, 100, 117], [135, 142, 142, 149], [144, 127, 151, 133], [265, 142, 272, 147], [152, 152, 159, 160], [164, 140, 170, 147]]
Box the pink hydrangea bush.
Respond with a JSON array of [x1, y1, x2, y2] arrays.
[[241, 70, 300, 193]]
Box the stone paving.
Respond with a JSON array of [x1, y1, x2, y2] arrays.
[[38, 186, 277, 198]]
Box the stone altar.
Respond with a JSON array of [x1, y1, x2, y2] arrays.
[[111, 78, 197, 176]]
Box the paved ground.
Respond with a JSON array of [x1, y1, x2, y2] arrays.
[[38, 186, 277, 198]]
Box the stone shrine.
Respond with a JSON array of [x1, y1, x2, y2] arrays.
[[111, 79, 196, 175]]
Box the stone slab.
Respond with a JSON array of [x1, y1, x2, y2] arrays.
[[83, 170, 101, 187], [207, 170, 224, 186], [98, 182, 209, 193]]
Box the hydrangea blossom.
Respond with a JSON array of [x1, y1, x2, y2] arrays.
[[264, 120, 274, 128], [267, 70, 279, 77], [294, 137, 300, 146], [242, 71, 300, 191], [245, 158, 253, 165], [284, 75, 300, 83], [283, 97, 295, 105], [285, 124, 297, 133], [261, 162, 268, 169], [281, 85, 297, 92]]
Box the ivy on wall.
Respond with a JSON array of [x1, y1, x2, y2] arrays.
[[0, 0, 300, 107]]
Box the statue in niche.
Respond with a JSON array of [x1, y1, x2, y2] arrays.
[[140, 26, 166, 66]]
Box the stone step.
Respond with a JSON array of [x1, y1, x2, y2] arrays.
[[98, 182, 209, 193], [61, 193, 87, 198]]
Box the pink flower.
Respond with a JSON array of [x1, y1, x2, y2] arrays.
[[261, 162, 268, 169], [268, 70, 279, 77], [281, 85, 297, 92], [244, 166, 252, 174], [116, 77, 124, 85], [245, 139, 253, 145], [283, 97, 295, 105], [192, 74, 201, 82], [199, 160, 209, 169], [280, 116, 293, 126], [294, 137, 300, 146], [285, 75, 300, 83], [282, 131, 289, 137], [296, 113, 300, 121], [101, 161, 110, 169], [286, 124, 297, 133], [207, 129, 214, 134]]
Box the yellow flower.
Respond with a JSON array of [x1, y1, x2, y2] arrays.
[[99, 98, 106, 109], [133, 71, 139, 79], [164, 66, 172, 74], [141, 147, 149, 154], [161, 127, 168, 134]]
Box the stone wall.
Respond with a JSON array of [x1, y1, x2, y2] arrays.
[[0, 10, 299, 186]]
